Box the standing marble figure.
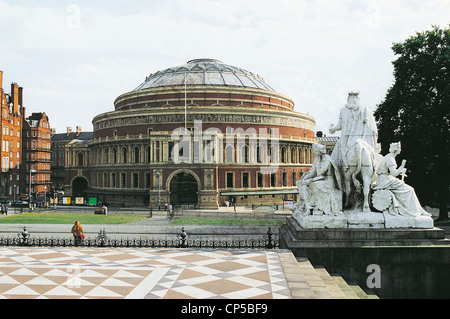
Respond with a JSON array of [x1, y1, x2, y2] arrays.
[[329, 92, 378, 169], [329, 92, 378, 211]]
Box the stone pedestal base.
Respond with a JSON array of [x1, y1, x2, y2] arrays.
[[345, 211, 385, 228], [281, 216, 447, 248], [279, 217, 450, 299], [292, 208, 435, 229], [294, 212, 347, 229], [383, 212, 434, 229]]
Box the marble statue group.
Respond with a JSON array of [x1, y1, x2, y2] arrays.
[[293, 92, 433, 229]]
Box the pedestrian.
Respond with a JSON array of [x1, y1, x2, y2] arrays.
[[1, 205, 4, 215], [71, 220, 84, 247], [4, 205, 8, 216]]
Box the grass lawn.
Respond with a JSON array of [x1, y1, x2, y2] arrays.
[[0, 213, 284, 226], [0, 213, 145, 225], [170, 217, 285, 226]]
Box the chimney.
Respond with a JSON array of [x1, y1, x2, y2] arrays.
[[67, 127, 72, 135], [18, 86, 23, 107], [0, 70, 3, 91], [51, 128, 56, 136], [11, 83, 19, 114], [76, 126, 82, 135]]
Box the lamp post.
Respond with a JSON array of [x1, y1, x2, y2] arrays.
[[52, 185, 56, 209], [156, 171, 161, 210], [29, 169, 36, 207]]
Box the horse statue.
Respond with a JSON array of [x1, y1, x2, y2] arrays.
[[340, 139, 380, 212], [329, 92, 379, 212]]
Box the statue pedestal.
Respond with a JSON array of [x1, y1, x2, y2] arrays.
[[294, 211, 347, 229], [292, 208, 435, 229], [281, 216, 446, 249], [345, 211, 385, 228], [383, 212, 434, 229], [279, 216, 450, 298]]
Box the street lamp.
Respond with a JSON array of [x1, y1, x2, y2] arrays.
[[29, 169, 36, 207], [155, 171, 161, 210]]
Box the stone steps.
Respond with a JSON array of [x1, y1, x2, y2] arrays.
[[283, 256, 379, 299]]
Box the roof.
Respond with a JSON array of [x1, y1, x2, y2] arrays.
[[67, 139, 91, 146], [26, 112, 49, 128], [52, 132, 93, 142], [133, 58, 275, 92]]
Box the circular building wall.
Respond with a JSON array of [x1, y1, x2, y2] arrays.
[[89, 59, 316, 208]]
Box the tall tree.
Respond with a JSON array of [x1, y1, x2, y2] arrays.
[[374, 25, 449, 221]]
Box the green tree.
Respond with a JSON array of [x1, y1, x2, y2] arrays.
[[374, 25, 449, 221]]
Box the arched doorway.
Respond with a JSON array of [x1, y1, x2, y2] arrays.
[[72, 177, 88, 197], [169, 172, 198, 207]]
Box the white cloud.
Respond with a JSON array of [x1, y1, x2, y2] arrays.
[[0, 0, 447, 134]]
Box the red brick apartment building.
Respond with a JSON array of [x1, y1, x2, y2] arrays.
[[0, 69, 51, 203], [0, 70, 25, 201], [22, 112, 52, 201]]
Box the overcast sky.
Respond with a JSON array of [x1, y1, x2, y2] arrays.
[[0, 0, 448, 135]]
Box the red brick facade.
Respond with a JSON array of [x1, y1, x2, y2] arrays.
[[22, 112, 52, 202], [0, 71, 25, 201], [68, 60, 317, 209]]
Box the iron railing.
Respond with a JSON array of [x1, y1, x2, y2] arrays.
[[1, 227, 279, 249]]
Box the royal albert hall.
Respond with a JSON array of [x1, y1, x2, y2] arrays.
[[86, 59, 316, 209]]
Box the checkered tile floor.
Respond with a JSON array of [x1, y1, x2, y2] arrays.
[[0, 247, 291, 299]]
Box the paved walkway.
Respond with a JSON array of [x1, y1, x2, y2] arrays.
[[0, 246, 292, 299], [0, 245, 380, 300], [1, 206, 445, 299]]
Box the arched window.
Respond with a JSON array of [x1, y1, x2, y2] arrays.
[[145, 146, 151, 163], [122, 147, 128, 164], [269, 145, 278, 163], [133, 146, 140, 164], [241, 145, 249, 163], [225, 144, 234, 163], [256, 145, 264, 163], [112, 148, 117, 164], [77, 153, 84, 166], [204, 141, 214, 163], [290, 147, 296, 163], [104, 149, 109, 164], [281, 147, 287, 163]]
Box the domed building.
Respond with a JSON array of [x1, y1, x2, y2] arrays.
[[78, 59, 316, 209]]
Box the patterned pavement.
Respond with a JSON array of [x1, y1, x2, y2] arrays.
[[0, 247, 291, 299]]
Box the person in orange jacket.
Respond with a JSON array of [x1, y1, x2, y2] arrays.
[[71, 220, 84, 246]]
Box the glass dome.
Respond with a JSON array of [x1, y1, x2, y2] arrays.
[[133, 59, 275, 92]]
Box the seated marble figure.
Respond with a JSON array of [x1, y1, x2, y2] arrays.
[[372, 142, 431, 217], [295, 143, 342, 216]]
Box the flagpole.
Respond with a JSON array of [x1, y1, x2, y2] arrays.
[[184, 75, 187, 131]]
